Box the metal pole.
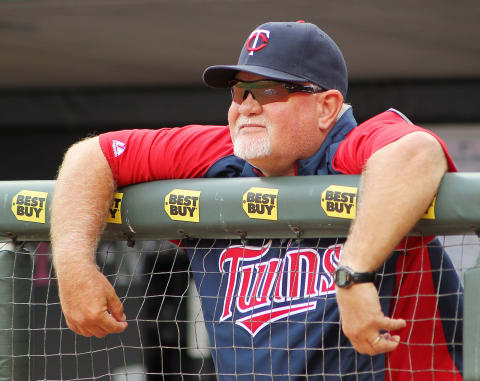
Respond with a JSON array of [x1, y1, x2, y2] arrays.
[[0, 241, 33, 381], [464, 265, 480, 381]]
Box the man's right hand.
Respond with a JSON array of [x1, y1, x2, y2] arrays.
[[56, 262, 128, 338]]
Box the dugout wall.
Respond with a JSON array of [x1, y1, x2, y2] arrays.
[[0, 174, 479, 380]]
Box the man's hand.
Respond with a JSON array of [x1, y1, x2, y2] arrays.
[[336, 283, 406, 355], [56, 262, 128, 338]]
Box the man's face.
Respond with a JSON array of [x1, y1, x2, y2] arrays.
[[227, 72, 325, 176]]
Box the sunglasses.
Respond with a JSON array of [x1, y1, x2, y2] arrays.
[[228, 79, 324, 105]]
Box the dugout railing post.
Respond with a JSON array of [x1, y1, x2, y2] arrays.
[[464, 265, 480, 381], [0, 241, 33, 381]]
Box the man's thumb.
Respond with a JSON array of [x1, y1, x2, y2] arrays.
[[107, 293, 126, 322]]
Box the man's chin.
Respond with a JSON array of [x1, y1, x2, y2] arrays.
[[233, 139, 271, 161], [235, 152, 269, 161]]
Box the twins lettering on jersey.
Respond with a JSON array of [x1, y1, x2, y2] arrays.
[[218, 241, 342, 336]]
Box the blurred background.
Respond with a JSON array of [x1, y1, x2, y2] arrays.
[[1, 1, 479, 380], [1, 0, 480, 179]]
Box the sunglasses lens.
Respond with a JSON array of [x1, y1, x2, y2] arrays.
[[231, 87, 247, 103], [230, 81, 289, 105]]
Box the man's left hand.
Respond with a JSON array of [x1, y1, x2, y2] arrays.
[[336, 282, 407, 355]]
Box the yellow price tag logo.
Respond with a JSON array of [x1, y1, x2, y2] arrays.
[[242, 187, 279, 221], [106, 192, 123, 224], [321, 185, 357, 219], [165, 189, 201, 222], [11, 190, 48, 224]]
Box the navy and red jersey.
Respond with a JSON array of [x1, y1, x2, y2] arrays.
[[99, 108, 462, 380]]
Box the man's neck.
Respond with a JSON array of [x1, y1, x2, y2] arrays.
[[248, 159, 296, 177]]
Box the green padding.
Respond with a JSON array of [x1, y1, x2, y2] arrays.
[[0, 250, 33, 381], [0, 173, 480, 241], [464, 267, 480, 381]]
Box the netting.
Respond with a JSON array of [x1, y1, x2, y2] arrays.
[[1, 235, 478, 380]]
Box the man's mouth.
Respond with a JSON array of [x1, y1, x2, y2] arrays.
[[238, 123, 266, 132]]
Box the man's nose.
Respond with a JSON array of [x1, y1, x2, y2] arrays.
[[238, 92, 262, 115]]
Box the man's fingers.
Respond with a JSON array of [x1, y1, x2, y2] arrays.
[[371, 335, 382, 346], [379, 317, 407, 332], [371, 332, 399, 346], [66, 312, 126, 338], [370, 332, 401, 354], [105, 290, 128, 334], [66, 318, 97, 338], [84, 292, 128, 336], [63, 295, 127, 338], [107, 292, 127, 322], [362, 317, 406, 354], [100, 311, 128, 334], [346, 315, 407, 355], [65, 319, 89, 337], [91, 326, 112, 339]]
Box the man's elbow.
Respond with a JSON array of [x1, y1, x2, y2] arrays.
[[404, 132, 448, 176], [57, 137, 113, 184], [62, 137, 100, 164], [381, 131, 448, 178]]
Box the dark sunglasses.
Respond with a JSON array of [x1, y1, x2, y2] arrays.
[[228, 79, 324, 105]]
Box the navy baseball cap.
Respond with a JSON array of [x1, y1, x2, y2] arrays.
[[203, 21, 348, 98]]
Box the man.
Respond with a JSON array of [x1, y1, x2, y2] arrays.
[[51, 21, 463, 379]]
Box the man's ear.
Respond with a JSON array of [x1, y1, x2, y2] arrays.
[[317, 90, 344, 132]]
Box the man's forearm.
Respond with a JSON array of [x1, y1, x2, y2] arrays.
[[50, 137, 128, 337], [335, 131, 448, 355], [340, 131, 448, 271], [51, 136, 115, 271]]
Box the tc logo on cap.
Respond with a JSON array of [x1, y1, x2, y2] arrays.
[[246, 29, 270, 56]]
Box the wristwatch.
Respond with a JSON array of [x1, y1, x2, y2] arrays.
[[334, 266, 376, 288]]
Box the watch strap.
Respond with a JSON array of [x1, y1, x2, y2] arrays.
[[351, 270, 376, 283], [334, 265, 376, 288]]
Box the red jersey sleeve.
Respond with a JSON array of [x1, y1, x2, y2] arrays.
[[99, 125, 234, 186], [332, 110, 457, 174]]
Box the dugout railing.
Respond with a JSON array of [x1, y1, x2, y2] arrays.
[[0, 174, 479, 380]]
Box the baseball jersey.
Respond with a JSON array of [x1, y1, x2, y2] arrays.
[[99, 108, 462, 380]]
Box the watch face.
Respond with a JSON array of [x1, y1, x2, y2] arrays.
[[335, 269, 348, 287], [336, 270, 348, 286], [335, 268, 351, 287]]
